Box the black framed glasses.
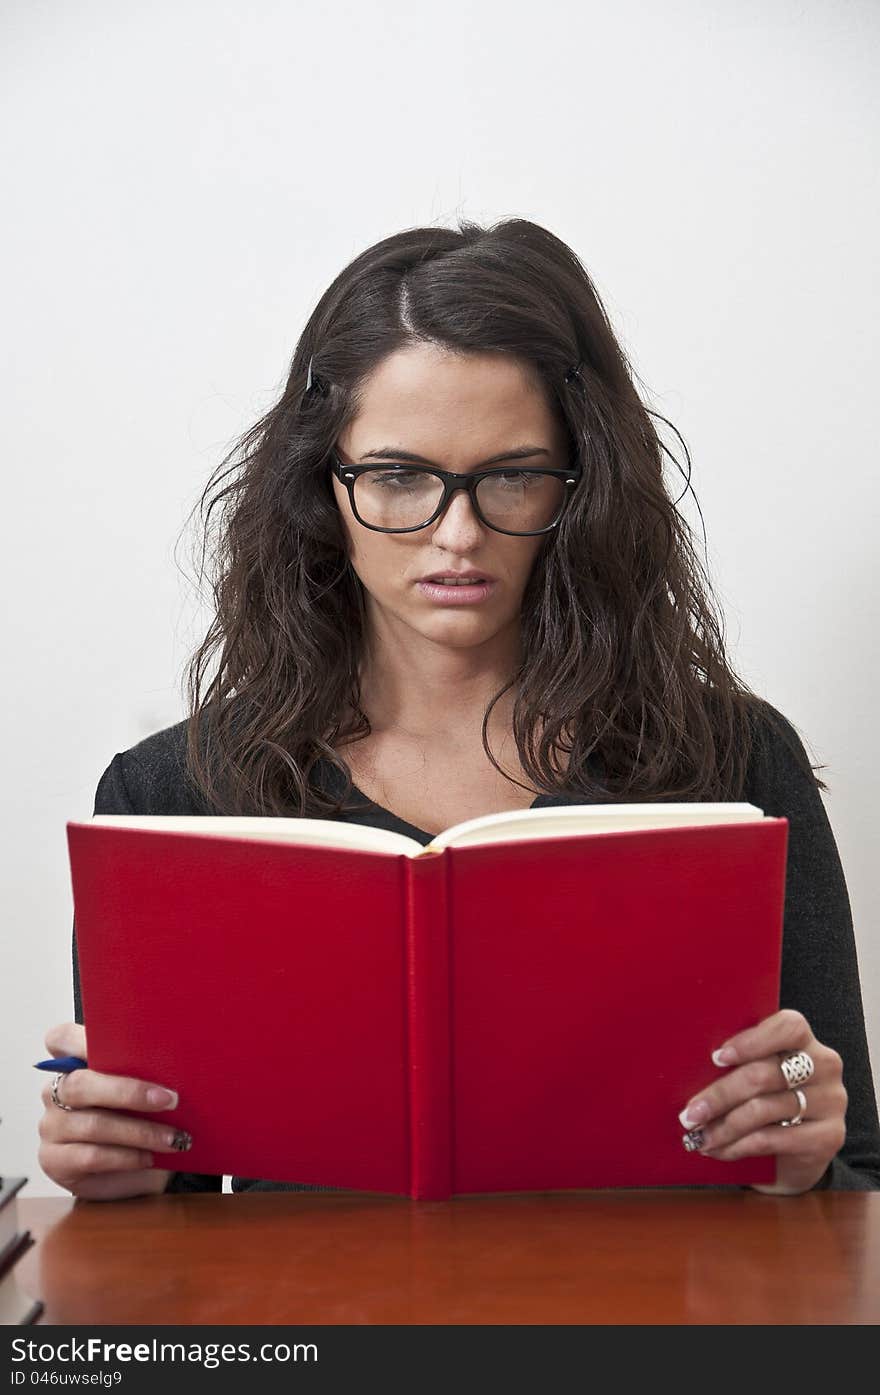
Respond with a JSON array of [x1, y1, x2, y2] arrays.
[[330, 451, 583, 537]]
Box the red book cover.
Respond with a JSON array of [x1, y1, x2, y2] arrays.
[[67, 814, 787, 1196]]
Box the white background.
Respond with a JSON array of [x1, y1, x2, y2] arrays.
[[1, 0, 877, 1195]]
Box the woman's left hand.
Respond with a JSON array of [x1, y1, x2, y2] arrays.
[[678, 1008, 847, 1195]]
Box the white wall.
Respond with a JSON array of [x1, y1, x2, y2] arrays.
[[2, 0, 877, 1195]]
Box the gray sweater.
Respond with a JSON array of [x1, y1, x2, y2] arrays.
[[72, 702, 880, 1192]]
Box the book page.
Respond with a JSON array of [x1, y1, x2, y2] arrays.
[[420, 802, 765, 853], [88, 814, 422, 856], [88, 802, 765, 859]]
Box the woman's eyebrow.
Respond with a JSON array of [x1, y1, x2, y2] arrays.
[[359, 445, 552, 467]]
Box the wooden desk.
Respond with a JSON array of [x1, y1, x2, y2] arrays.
[[15, 1191, 880, 1325]]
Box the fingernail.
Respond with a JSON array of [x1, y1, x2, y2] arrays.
[[147, 1087, 179, 1109], [678, 1100, 710, 1128], [712, 1046, 737, 1067], [682, 1129, 706, 1152], [166, 1129, 192, 1152]]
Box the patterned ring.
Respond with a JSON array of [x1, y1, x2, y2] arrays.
[[51, 1072, 75, 1112], [779, 1087, 808, 1128], [779, 1050, 815, 1089]]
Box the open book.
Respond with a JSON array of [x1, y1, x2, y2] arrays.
[[68, 802, 788, 1196]]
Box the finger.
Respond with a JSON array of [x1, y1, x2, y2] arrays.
[[70, 1170, 166, 1202], [678, 1043, 840, 1132], [44, 1022, 87, 1059], [40, 1068, 179, 1114], [697, 1117, 845, 1163], [39, 1103, 193, 1155], [692, 1082, 845, 1153], [41, 1140, 155, 1181], [710, 1008, 813, 1068]]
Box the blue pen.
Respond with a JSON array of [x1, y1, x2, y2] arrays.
[[34, 1057, 88, 1072]]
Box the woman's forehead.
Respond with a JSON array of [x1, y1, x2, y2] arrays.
[[344, 345, 563, 457]]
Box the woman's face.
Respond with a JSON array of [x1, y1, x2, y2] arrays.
[[331, 343, 572, 652]]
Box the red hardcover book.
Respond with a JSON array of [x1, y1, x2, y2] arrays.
[[67, 803, 787, 1196]]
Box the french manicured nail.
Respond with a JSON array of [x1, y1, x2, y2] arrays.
[[712, 1046, 737, 1067], [678, 1100, 710, 1129], [166, 1129, 192, 1152], [147, 1087, 179, 1109], [682, 1129, 706, 1152]]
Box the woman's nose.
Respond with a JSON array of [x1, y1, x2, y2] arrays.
[[430, 488, 486, 538]]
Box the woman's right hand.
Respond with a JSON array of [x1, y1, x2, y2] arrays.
[[38, 1023, 191, 1201]]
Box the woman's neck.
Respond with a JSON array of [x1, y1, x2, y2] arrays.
[[353, 627, 522, 744]]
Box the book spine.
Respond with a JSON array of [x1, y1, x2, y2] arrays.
[[405, 853, 453, 1200]]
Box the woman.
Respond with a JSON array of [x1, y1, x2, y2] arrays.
[[38, 218, 879, 1198]]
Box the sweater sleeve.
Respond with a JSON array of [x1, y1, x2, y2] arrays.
[[746, 704, 880, 1189], [72, 750, 222, 1196]]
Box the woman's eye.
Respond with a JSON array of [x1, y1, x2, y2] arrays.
[[373, 470, 421, 486], [494, 471, 538, 485]]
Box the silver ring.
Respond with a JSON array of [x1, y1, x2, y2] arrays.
[[51, 1072, 75, 1111], [779, 1087, 808, 1127], [779, 1050, 814, 1089]]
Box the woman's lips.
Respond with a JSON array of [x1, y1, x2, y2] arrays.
[[417, 579, 496, 605]]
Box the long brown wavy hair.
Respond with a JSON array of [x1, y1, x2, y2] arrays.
[[182, 217, 824, 817]]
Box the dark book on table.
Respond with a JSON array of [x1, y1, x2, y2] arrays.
[[0, 1179, 43, 1325]]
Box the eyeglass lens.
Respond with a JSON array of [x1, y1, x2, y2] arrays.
[[352, 468, 567, 533]]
